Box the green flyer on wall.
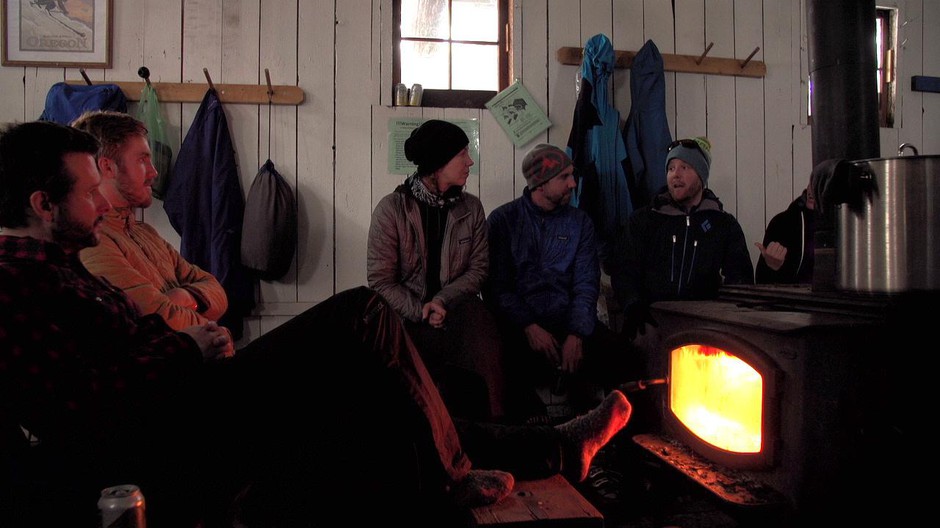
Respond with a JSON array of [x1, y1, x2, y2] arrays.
[[485, 81, 552, 147]]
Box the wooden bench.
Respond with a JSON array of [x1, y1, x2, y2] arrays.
[[468, 474, 604, 527]]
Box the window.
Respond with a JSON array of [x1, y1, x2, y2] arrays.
[[806, 6, 897, 128], [394, 0, 511, 108], [875, 6, 897, 127]]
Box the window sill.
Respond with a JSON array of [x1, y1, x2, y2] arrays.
[[418, 89, 497, 109]]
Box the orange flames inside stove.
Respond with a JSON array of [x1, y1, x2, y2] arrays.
[[669, 344, 763, 453]]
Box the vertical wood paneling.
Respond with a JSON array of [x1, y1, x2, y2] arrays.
[[297, 0, 337, 303], [257, 0, 299, 310], [106, 0, 144, 82], [763, 0, 800, 227], [334, 1, 374, 291], [478, 106, 516, 214], [0, 67, 24, 123], [218, 0, 262, 341], [546, 0, 579, 147], [703, 0, 737, 217], [611, 0, 646, 115], [181, 0, 223, 140], [673, 0, 707, 139], [732, 1, 766, 265], [518, 0, 549, 197], [223, 0, 261, 178], [643, 0, 677, 136], [581, 0, 613, 45]]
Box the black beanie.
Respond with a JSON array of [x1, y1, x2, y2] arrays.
[[404, 119, 469, 175]]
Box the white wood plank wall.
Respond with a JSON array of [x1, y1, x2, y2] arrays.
[[1, 0, 936, 345]]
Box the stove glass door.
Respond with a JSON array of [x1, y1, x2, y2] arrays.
[[670, 344, 763, 453]]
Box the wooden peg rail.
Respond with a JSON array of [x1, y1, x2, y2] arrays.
[[64, 80, 305, 105], [556, 46, 766, 79]]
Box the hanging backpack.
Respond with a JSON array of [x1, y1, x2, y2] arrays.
[[39, 82, 128, 124], [240, 159, 297, 281], [137, 83, 174, 199]]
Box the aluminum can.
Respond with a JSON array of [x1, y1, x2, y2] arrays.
[[98, 484, 146, 528], [408, 83, 423, 106], [393, 83, 408, 106]]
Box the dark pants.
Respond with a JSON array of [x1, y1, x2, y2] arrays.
[[405, 294, 509, 420], [3, 287, 567, 527], [500, 317, 645, 416]]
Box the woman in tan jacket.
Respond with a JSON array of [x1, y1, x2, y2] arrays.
[[367, 119, 511, 421]]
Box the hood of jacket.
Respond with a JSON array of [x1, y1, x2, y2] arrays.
[[649, 187, 725, 216]]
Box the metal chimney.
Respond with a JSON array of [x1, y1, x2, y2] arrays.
[[807, 0, 880, 163], [806, 0, 880, 291]]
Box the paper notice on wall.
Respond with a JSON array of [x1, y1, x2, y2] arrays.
[[388, 117, 480, 175], [486, 81, 552, 147]]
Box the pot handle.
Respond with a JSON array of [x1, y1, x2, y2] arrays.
[[812, 158, 875, 221], [898, 143, 919, 156]]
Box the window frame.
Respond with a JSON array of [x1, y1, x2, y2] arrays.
[[393, 0, 511, 108], [875, 6, 897, 128]]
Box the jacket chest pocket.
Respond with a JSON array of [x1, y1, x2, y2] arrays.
[[544, 234, 573, 268], [449, 235, 473, 265]]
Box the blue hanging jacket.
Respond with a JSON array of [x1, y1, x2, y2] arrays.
[[623, 39, 673, 210], [163, 89, 255, 339], [566, 34, 632, 248]]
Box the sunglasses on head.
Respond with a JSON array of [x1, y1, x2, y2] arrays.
[[668, 139, 704, 154]]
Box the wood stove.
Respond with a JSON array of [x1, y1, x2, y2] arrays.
[[632, 284, 914, 522]]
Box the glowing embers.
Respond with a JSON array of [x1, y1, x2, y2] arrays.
[[669, 344, 763, 453]]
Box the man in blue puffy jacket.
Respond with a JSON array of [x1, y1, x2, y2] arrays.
[[486, 144, 641, 421]]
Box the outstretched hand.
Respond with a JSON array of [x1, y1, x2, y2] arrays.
[[754, 241, 787, 271]]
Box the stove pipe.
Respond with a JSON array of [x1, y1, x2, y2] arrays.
[[807, 0, 880, 163], [806, 0, 881, 291]]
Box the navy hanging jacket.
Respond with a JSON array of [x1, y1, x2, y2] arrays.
[[163, 89, 255, 339]]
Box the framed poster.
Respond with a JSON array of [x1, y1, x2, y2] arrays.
[[2, 0, 112, 68]]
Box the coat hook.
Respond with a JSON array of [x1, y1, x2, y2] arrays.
[[203, 68, 216, 91], [79, 68, 92, 85], [695, 42, 714, 65], [137, 66, 152, 87], [264, 68, 274, 102], [740, 47, 760, 68]]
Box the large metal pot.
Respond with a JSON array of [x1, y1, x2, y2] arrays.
[[837, 154, 940, 293]]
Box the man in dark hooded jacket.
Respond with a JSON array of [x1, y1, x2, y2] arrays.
[[754, 175, 816, 284], [605, 137, 754, 338]]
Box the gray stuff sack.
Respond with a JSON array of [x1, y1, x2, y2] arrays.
[[240, 159, 297, 281]]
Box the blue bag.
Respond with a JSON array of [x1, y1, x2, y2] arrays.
[[39, 82, 128, 124]]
